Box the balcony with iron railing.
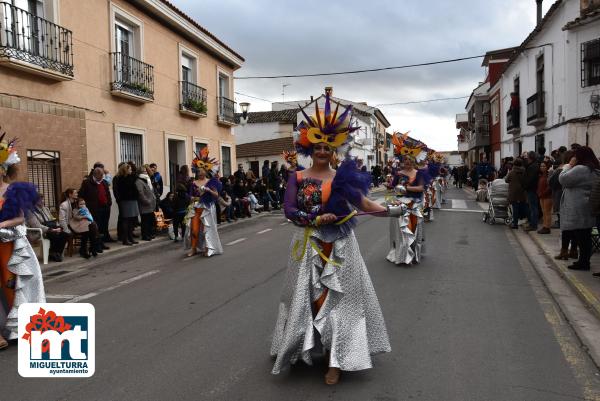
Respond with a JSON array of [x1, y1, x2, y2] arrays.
[[110, 52, 154, 102], [526, 91, 546, 126], [217, 96, 236, 125], [506, 107, 520, 134], [180, 81, 207, 117], [0, 2, 73, 79]]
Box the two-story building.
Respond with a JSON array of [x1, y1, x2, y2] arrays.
[[500, 0, 600, 159], [0, 0, 243, 211], [236, 87, 392, 173]]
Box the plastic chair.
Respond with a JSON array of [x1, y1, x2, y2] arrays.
[[26, 228, 50, 265]]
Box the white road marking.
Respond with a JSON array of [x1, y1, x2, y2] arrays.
[[46, 294, 77, 299], [280, 222, 288, 226], [225, 238, 247, 246], [477, 202, 488, 211], [452, 199, 467, 209], [257, 229, 272, 234], [66, 270, 160, 303]]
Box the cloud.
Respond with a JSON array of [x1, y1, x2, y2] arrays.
[[172, 0, 554, 151]]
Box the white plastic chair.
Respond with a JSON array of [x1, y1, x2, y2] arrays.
[[26, 228, 50, 265]]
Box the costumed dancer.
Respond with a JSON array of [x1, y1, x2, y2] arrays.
[[0, 133, 45, 348], [282, 150, 304, 172], [271, 94, 394, 385], [184, 147, 223, 257], [386, 132, 427, 265]]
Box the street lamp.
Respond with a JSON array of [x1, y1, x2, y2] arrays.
[[239, 102, 250, 126]]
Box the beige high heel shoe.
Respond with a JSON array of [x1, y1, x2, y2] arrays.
[[0, 334, 8, 350], [325, 367, 341, 385]]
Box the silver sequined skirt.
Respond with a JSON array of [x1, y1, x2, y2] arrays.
[[270, 228, 390, 374], [183, 202, 223, 257], [0, 225, 46, 339], [386, 212, 424, 265]]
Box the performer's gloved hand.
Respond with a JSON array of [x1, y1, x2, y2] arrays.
[[387, 204, 406, 217], [314, 213, 337, 226]]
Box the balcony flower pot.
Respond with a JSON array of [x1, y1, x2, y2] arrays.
[[184, 99, 207, 114]]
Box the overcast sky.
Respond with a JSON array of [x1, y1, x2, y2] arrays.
[[172, 0, 553, 151]]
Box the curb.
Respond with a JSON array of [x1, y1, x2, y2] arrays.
[[41, 188, 381, 274], [526, 231, 600, 321]]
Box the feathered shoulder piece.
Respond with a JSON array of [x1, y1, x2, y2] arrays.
[[0, 182, 39, 221], [325, 158, 371, 213]]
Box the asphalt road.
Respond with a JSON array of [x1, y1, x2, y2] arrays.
[[2, 187, 600, 401]]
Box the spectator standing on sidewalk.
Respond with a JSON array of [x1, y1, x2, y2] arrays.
[[505, 158, 527, 229], [262, 160, 270, 179], [113, 163, 139, 246], [552, 150, 578, 260], [171, 181, 189, 241], [234, 164, 245, 182], [136, 166, 157, 241], [523, 151, 540, 231], [559, 146, 600, 271], [537, 160, 553, 234], [149, 163, 163, 209], [78, 167, 111, 251]]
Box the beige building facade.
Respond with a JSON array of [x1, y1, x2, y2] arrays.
[[0, 0, 243, 210]]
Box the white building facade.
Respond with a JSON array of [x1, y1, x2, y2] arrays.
[[500, 0, 600, 159]]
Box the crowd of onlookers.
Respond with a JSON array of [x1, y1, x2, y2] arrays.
[[499, 144, 600, 277], [23, 158, 295, 262]]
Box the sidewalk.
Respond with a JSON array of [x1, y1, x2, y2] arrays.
[[526, 229, 600, 320], [40, 186, 386, 274], [39, 209, 282, 274]]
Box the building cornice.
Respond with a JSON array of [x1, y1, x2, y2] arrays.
[[130, 0, 244, 69]]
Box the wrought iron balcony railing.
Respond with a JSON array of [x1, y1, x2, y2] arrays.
[[180, 81, 207, 116], [218, 96, 236, 124], [110, 52, 154, 101], [0, 2, 73, 77], [527, 92, 545, 125], [506, 107, 520, 132]]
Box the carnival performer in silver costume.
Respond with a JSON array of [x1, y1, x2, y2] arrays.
[[271, 94, 393, 385], [0, 134, 45, 348], [386, 132, 426, 265], [184, 147, 223, 257]]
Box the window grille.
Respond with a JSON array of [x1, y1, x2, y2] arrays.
[[120, 132, 143, 167], [27, 150, 61, 213], [582, 38, 600, 87]]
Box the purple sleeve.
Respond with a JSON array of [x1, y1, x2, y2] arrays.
[[284, 173, 312, 226]]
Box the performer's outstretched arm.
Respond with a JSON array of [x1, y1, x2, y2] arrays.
[[359, 196, 388, 216]]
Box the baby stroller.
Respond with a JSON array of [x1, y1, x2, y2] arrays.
[[482, 179, 512, 225]]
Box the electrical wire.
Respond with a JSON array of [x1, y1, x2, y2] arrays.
[[234, 44, 550, 80], [234, 55, 485, 80], [234, 91, 470, 110]]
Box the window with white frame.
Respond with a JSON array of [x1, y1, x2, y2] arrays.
[[218, 73, 230, 99], [120, 132, 144, 167], [582, 38, 600, 87], [491, 98, 499, 125], [221, 145, 232, 177], [111, 5, 143, 59], [181, 54, 196, 84]]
